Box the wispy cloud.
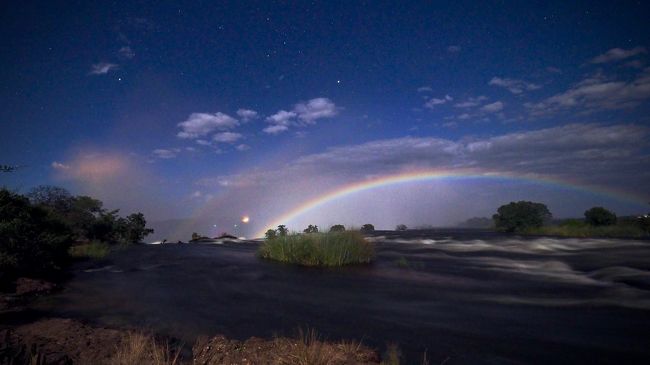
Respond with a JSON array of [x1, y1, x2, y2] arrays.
[[89, 62, 118, 75], [454, 96, 488, 108], [447, 45, 461, 53], [417, 86, 433, 93], [264, 97, 339, 134], [489, 77, 541, 94], [212, 132, 243, 143], [152, 148, 180, 159], [591, 46, 647, 64], [177, 112, 239, 139], [236, 108, 259, 122], [424, 95, 453, 109], [51, 161, 70, 170], [118, 46, 135, 59], [480, 101, 504, 113], [526, 67, 650, 115], [263, 124, 289, 134]]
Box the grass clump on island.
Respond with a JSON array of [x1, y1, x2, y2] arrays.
[[259, 227, 374, 267]]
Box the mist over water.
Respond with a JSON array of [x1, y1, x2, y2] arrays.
[[35, 231, 650, 364]]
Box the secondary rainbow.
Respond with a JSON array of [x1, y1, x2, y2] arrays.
[[254, 169, 643, 237]]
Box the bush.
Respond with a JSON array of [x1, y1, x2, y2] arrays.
[[258, 231, 374, 266], [493, 201, 552, 232], [329, 224, 345, 232], [584, 206, 617, 226], [395, 224, 407, 231], [0, 189, 72, 285], [360, 223, 375, 233]]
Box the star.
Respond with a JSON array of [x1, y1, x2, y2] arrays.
[[337, 80, 341, 84]]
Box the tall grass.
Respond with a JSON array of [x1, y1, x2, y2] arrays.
[[258, 231, 374, 266], [111, 332, 181, 365]]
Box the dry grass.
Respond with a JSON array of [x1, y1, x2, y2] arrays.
[[111, 332, 181, 365]]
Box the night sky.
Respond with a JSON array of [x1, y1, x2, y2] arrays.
[[2, 1, 649, 238]]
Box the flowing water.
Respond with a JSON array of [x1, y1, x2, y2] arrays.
[[32, 230, 650, 364]]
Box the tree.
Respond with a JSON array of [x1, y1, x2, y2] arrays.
[[28, 185, 73, 213], [265, 229, 277, 240], [1, 189, 72, 286], [395, 224, 408, 231], [303, 224, 319, 233], [492, 201, 552, 232], [329, 224, 345, 232], [360, 224, 375, 233], [277, 225, 288, 236], [584, 207, 617, 226], [118, 213, 154, 243], [191, 232, 201, 241]]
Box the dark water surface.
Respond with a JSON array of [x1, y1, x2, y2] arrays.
[[34, 231, 650, 364]]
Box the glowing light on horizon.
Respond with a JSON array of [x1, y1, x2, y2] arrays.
[[241, 215, 250, 223]]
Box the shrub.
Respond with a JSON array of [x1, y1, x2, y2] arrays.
[[584, 206, 617, 226], [493, 201, 552, 232], [360, 223, 375, 233], [69, 241, 111, 259], [395, 224, 407, 231], [329, 224, 345, 232], [0, 189, 72, 285], [258, 231, 374, 266]]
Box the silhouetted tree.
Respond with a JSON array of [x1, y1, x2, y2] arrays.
[[277, 225, 288, 236], [493, 201, 552, 232], [584, 207, 617, 226], [360, 224, 375, 233], [303, 224, 319, 233], [265, 229, 277, 240], [395, 224, 408, 231], [329, 224, 345, 232]]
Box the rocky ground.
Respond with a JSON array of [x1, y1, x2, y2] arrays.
[[0, 277, 381, 365]]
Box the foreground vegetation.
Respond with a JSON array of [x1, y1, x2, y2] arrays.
[[0, 187, 154, 287], [259, 229, 374, 267]]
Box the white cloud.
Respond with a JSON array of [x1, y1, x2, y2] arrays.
[[424, 95, 453, 109], [293, 97, 338, 124], [417, 86, 433, 93], [263, 124, 289, 134], [236, 144, 251, 151], [489, 77, 541, 94], [480, 101, 504, 113], [196, 139, 212, 146], [236, 108, 259, 122], [591, 46, 647, 64], [212, 132, 243, 143], [152, 149, 178, 159], [177, 112, 239, 139], [447, 45, 461, 53], [51, 161, 70, 170], [89, 62, 118, 75]]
